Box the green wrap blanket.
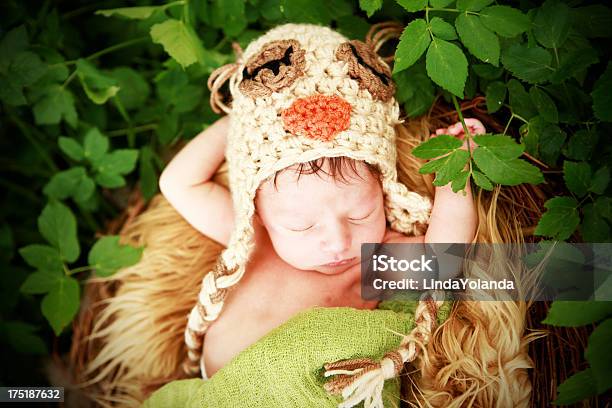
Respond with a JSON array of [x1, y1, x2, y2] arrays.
[[142, 300, 450, 408]]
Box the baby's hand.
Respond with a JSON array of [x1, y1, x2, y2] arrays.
[[431, 118, 486, 151]]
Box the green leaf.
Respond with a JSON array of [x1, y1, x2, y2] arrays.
[[595, 197, 612, 223], [32, 85, 78, 128], [429, 17, 456, 41], [553, 369, 599, 405], [58, 137, 84, 161], [2, 321, 47, 355], [451, 170, 469, 193], [20, 270, 63, 295], [83, 128, 109, 164], [564, 129, 598, 161], [551, 46, 598, 84], [533, 0, 571, 49], [529, 87, 558, 123], [480, 6, 529, 38], [543, 300, 612, 327], [395, 0, 427, 13], [0, 76, 27, 106], [173, 84, 203, 114], [327, 0, 353, 19], [393, 62, 435, 117], [0, 25, 29, 71], [393, 19, 430, 74], [139, 146, 159, 200], [507, 79, 537, 120], [336, 15, 371, 41], [150, 19, 205, 68], [592, 63, 612, 122], [472, 134, 524, 160], [425, 38, 468, 97], [95, 149, 139, 175], [455, 14, 499, 66], [280, 0, 332, 24], [88, 236, 144, 277], [73, 175, 95, 204], [473, 146, 543, 186], [472, 63, 503, 79], [472, 170, 493, 190], [585, 318, 612, 393], [430, 0, 454, 7], [18, 244, 63, 273], [581, 204, 610, 243], [485, 81, 506, 113], [571, 5, 612, 39], [534, 196, 580, 240], [75, 59, 120, 105], [563, 161, 591, 198], [37, 201, 80, 263], [412, 135, 462, 159], [538, 122, 566, 166], [456, 0, 492, 12], [211, 0, 247, 37], [41, 276, 80, 335], [94, 172, 126, 188], [359, 0, 383, 17], [43, 167, 91, 201], [501, 44, 552, 84], [9, 51, 46, 86], [432, 150, 470, 186], [156, 112, 179, 144], [590, 167, 610, 195], [419, 156, 447, 174], [95, 2, 183, 19], [108, 67, 150, 110]]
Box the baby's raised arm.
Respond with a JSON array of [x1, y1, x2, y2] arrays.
[[158, 116, 234, 246], [424, 118, 482, 245]]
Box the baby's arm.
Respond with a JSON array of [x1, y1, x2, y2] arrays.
[[424, 118, 482, 245], [158, 116, 234, 246]]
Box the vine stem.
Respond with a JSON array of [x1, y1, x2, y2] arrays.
[[62, 70, 77, 89], [107, 123, 157, 137], [113, 96, 135, 147], [9, 113, 58, 172], [67, 265, 95, 276], [183, 0, 191, 24], [451, 94, 473, 176], [60, 37, 149, 66]]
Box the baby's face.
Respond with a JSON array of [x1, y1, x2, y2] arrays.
[[255, 160, 386, 275]]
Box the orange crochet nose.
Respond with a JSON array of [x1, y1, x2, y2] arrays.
[[281, 94, 352, 141]]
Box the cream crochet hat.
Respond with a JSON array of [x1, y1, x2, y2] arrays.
[[184, 22, 437, 405]]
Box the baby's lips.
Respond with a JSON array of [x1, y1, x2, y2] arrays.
[[281, 94, 352, 141]]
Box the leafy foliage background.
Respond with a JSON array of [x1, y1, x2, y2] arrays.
[[0, 0, 611, 403]]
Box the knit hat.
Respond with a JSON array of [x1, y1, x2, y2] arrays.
[[184, 23, 438, 406]]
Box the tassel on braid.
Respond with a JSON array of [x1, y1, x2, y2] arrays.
[[322, 291, 445, 408]]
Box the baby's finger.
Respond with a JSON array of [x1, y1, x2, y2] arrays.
[[464, 118, 486, 135], [446, 122, 465, 137], [435, 128, 447, 135]]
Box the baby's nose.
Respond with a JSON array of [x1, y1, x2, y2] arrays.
[[321, 222, 352, 257], [281, 94, 352, 141]]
